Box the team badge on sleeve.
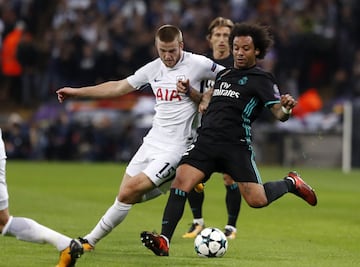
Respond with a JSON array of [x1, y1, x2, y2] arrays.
[[273, 84, 280, 98]]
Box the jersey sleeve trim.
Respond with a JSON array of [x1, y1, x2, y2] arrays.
[[264, 100, 280, 108]]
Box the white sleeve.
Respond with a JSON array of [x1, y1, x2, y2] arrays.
[[187, 53, 225, 92], [126, 60, 158, 90], [196, 54, 225, 81]]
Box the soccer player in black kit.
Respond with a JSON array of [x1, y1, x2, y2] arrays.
[[183, 17, 241, 240], [141, 22, 318, 256]]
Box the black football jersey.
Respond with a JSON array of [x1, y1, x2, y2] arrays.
[[197, 66, 281, 144]]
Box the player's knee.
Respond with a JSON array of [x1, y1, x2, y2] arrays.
[[245, 195, 268, 208], [118, 187, 142, 204], [0, 215, 9, 230]]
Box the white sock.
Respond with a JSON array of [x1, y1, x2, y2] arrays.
[[2, 216, 72, 251], [193, 218, 204, 226], [224, 225, 237, 232], [84, 199, 132, 246]]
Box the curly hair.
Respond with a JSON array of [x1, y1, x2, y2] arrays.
[[229, 22, 274, 59]]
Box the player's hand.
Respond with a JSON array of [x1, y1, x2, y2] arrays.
[[280, 94, 297, 109], [56, 87, 76, 103], [198, 88, 213, 113], [199, 100, 208, 113], [176, 79, 190, 95]]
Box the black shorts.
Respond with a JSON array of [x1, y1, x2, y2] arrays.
[[179, 139, 263, 184]]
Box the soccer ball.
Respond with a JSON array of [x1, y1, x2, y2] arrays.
[[194, 227, 228, 257]]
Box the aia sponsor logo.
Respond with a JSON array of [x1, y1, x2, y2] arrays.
[[156, 88, 182, 101]]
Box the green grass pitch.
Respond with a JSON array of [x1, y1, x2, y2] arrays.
[[1, 161, 359, 267]]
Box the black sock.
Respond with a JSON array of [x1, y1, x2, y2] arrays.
[[187, 188, 204, 219], [161, 188, 188, 242], [225, 183, 241, 227], [263, 180, 289, 205], [284, 176, 296, 192]]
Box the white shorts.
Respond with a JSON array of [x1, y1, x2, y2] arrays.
[[0, 130, 9, 210], [126, 139, 187, 193]]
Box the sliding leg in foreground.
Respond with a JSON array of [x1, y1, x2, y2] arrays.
[[0, 132, 83, 267]]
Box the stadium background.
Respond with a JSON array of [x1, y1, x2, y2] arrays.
[[0, 0, 359, 167]]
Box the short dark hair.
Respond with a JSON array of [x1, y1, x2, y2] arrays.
[[229, 22, 274, 59], [155, 24, 183, 43]]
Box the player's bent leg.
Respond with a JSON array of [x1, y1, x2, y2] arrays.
[[238, 182, 268, 208], [118, 173, 155, 204], [241, 172, 317, 207]]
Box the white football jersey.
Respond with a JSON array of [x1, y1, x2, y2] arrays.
[[127, 51, 224, 147]]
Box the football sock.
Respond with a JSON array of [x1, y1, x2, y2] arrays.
[[225, 183, 241, 227], [161, 188, 187, 242], [84, 198, 132, 246], [263, 180, 290, 204], [284, 176, 296, 192], [193, 218, 204, 226], [187, 188, 204, 219], [2, 216, 71, 251]]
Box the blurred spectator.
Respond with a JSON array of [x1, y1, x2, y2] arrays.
[[0, 21, 24, 104], [353, 49, 360, 97], [80, 114, 117, 162], [45, 111, 74, 160], [16, 24, 39, 107], [2, 113, 30, 159], [77, 42, 97, 86], [28, 120, 48, 160], [95, 38, 121, 83]]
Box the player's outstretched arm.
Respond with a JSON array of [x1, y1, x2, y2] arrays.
[[56, 79, 135, 103]]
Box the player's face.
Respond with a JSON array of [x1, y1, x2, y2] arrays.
[[209, 26, 231, 55], [232, 36, 258, 69], [156, 39, 183, 68]]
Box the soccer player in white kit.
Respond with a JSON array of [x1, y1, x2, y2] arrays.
[[0, 128, 83, 267], [56, 24, 224, 252]]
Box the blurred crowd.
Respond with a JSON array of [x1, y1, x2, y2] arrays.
[[0, 0, 359, 161]]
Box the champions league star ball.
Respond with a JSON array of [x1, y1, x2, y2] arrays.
[[194, 227, 228, 257]]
